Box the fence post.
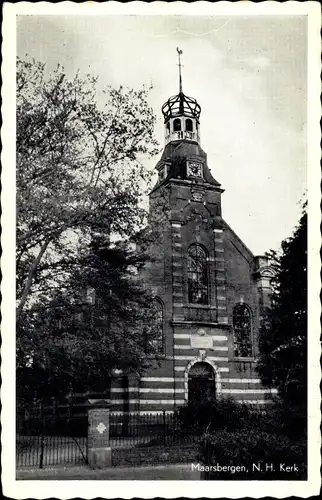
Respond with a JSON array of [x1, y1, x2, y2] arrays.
[[87, 399, 111, 469], [121, 375, 129, 437], [163, 410, 166, 446], [39, 403, 45, 469]]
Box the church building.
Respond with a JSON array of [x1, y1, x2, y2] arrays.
[[108, 50, 275, 413]]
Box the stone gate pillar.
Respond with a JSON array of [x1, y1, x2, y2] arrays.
[[87, 399, 111, 469]]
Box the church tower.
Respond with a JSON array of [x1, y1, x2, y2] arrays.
[[109, 49, 274, 414], [149, 47, 229, 329]]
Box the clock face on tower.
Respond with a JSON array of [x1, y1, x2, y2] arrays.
[[187, 161, 203, 178]]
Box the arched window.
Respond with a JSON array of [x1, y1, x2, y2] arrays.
[[233, 304, 252, 357], [187, 245, 208, 304], [173, 118, 181, 132], [150, 299, 164, 355], [185, 118, 193, 132]]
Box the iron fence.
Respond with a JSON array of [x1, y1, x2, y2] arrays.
[[109, 411, 199, 448], [16, 403, 88, 468], [16, 406, 216, 468]]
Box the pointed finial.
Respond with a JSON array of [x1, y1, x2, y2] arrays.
[[177, 47, 183, 93]]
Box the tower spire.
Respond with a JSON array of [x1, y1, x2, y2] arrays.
[[177, 47, 183, 93]]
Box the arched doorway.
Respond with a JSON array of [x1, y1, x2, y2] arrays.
[[188, 362, 216, 404]]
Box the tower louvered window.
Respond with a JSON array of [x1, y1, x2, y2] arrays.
[[233, 304, 252, 357], [185, 118, 193, 131], [187, 245, 208, 305], [173, 118, 181, 132]]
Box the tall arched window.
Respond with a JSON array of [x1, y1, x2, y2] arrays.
[[150, 299, 164, 355], [185, 118, 193, 132], [173, 118, 181, 132], [187, 245, 208, 304], [233, 304, 252, 357]]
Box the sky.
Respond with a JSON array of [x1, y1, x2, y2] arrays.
[[16, 14, 308, 255]]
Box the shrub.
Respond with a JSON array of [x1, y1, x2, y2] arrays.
[[176, 398, 257, 434], [198, 429, 307, 480], [176, 398, 307, 441], [258, 399, 307, 440]]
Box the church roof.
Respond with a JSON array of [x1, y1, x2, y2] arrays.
[[160, 141, 221, 187], [161, 141, 205, 161], [161, 92, 201, 123]]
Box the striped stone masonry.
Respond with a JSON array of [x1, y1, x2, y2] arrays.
[[172, 326, 229, 405], [171, 222, 185, 321], [109, 377, 140, 413], [213, 228, 228, 323], [102, 373, 276, 412], [106, 345, 274, 412]]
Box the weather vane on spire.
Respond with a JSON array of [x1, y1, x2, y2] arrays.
[[177, 47, 183, 93]]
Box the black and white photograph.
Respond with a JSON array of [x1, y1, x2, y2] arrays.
[[1, 1, 321, 498]]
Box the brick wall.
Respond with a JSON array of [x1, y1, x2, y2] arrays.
[[112, 444, 198, 467], [131, 161, 272, 412]]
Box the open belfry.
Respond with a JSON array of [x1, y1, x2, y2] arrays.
[[109, 49, 274, 413]]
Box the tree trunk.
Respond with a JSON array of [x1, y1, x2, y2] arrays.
[[16, 239, 50, 329]]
